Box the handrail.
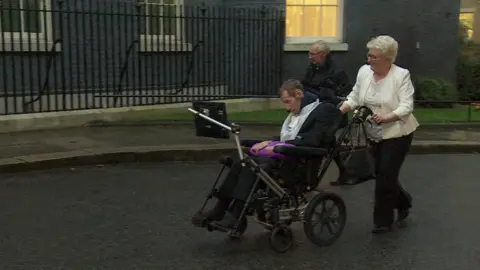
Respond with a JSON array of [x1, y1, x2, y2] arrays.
[[171, 40, 203, 96], [22, 39, 63, 113], [112, 39, 139, 107]]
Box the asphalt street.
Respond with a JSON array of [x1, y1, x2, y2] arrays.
[[1, 154, 480, 269]]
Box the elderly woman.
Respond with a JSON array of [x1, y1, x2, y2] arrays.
[[339, 35, 420, 234]]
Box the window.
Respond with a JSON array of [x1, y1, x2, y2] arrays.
[[285, 0, 344, 44], [0, 0, 54, 51], [139, 0, 183, 42], [460, 9, 475, 40]]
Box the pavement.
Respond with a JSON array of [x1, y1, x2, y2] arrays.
[[1, 156, 480, 269], [1, 123, 480, 172]]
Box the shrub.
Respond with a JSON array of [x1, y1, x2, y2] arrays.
[[414, 77, 458, 108], [456, 23, 480, 101], [456, 45, 480, 101]]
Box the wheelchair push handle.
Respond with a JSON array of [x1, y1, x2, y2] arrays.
[[188, 107, 244, 160], [187, 108, 241, 133], [351, 106, 374, 123]]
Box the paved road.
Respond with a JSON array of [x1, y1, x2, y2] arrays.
[[1, 155, 480, 269]]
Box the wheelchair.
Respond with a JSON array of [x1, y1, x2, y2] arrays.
[[189, 103, 374, 253]]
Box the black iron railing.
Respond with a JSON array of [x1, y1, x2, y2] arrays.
[[0, 0, 285, 115]]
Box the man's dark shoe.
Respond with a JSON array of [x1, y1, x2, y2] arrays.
[[191, 200, 229, 227], [196, 207, 225, 221], [211, 212, 238, 230], [371, 225, 392, 234], [397, 209, 410, 227]]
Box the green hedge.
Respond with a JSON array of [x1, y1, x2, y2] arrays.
[[414, 77, 457, 108], [415, 26, 480, 107], [456, 25, 480, 101]]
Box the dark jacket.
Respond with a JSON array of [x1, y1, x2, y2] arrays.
[[301, 55, 352, 106], [275, 92, 343, 148]]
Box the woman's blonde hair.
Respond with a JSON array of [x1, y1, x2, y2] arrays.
[[366, 35, 398, 62]]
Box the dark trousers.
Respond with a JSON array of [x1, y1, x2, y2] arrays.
[[370, 132, 414, 227], [217, 156, 271, 203]]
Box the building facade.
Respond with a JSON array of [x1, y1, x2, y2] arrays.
[[0, 0, 461, 114]]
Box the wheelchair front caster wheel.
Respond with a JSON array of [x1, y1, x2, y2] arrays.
[[269, 225, 294, 253], [228, 216, 248, 240]]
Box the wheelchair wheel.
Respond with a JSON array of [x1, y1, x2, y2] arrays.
[[269, 225, 294, 253], [228, 216, 248, 240], [303, 192, 346, 247]]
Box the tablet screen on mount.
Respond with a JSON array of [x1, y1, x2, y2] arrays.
[[192, 101, 230, 139]]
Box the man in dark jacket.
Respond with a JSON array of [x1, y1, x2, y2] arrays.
[[302, 40, 352, 105], [302, 41, 353, 185], [193, 79, 343, 229]]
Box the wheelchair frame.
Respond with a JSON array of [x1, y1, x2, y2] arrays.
[[189, 105, 374, 253]]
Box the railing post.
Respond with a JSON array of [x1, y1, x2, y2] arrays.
[[199, 2, 207, 102], [57, 0, 66, 111], [468, 102, 472, 122]]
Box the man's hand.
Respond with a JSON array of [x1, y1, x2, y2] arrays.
[[250, 140, 271, 155], [263, 143, 285, 157]]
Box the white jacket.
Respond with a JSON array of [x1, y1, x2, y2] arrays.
[[344, 64, 420, 140]]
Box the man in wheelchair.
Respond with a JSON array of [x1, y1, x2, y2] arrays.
[[193, 79, 343, 230]]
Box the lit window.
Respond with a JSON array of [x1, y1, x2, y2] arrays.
[[459, 11, 474, 39], [285, 0, 343, 43]]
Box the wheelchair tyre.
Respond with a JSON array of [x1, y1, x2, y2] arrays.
[[269, 225, 294, 253], [228, 216, 248, 240], [303, 192, 346, 247]]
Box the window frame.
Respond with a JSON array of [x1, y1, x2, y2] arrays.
[[284, 0, 347, 51], [0, 0, 57, 52], [138, 0, 191, 52]]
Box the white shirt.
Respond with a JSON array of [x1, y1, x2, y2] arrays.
[[287, 115, 301, 131], [280, 100, 320, 142], [363, 77, 385, 142]]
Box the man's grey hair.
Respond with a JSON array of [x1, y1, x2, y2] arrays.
[[311, 40, 331, 53], [280, 79, 304, 96]]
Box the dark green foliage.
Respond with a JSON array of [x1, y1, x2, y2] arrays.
[[414, 77, 458, 108]]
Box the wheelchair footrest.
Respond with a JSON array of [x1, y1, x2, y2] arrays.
[[191, 214, 231, 233], [329, 176, 374, 186], [191, 213, 209, 228]]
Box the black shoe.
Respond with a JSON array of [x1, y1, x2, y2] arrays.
[[397, 209, 410, 227], [195, 207, 225, 221], [191, 200, 229, 226], [371, 225, 392, 234], [211, 212, 238, 230]]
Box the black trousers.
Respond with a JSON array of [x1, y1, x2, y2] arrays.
[[216, 152, 339, 204], [370, 132, 414, 227], [217, 156, 271, 203], [216, 156, 310, 203]]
